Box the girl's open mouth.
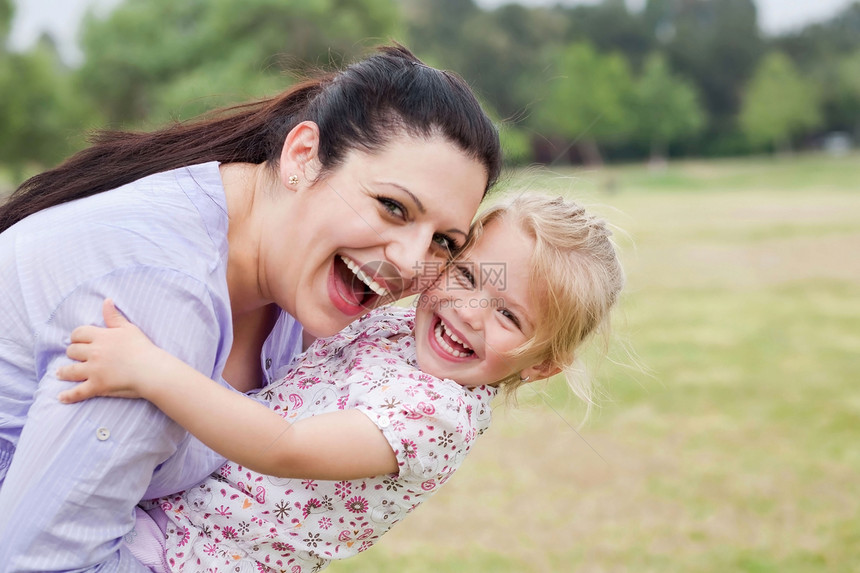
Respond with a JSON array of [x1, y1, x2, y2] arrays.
[[428, 315, 475, 361]]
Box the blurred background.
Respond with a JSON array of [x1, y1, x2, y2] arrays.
[[2, 0, 860, 179], [2, 1, 859, 571]]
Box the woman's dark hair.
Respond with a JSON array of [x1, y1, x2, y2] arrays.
[[0, 44, 501, 233]]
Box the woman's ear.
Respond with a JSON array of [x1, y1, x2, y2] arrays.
[[519, 361, 562, 384], [279, 121, 323, 189]]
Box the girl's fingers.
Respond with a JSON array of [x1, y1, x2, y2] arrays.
[[102, 299, 129, 328], [57, 384, 93, 404], [58, 300, 135, 405], [65, 343, 90, 362], [69, 325, 96, 344], [56, 362, 88, 382]]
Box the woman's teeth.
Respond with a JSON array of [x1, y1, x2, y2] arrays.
[[340, 256, 389, 297], [434, 320, 474, 358]]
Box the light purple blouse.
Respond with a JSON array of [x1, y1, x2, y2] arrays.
[[0, 163, 303, 571]]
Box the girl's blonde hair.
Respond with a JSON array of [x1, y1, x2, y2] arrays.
[[465, 193, 625, 406]]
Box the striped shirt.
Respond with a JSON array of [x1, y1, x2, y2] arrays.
[[0, 162, 302, 571]]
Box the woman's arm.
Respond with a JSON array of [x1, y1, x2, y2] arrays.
[[57, 300, 397, 481], [0, 273, 221, 572]]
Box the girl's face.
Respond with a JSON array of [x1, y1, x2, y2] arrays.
[[262, 132, 487, 339], [413, 218, 542, 387]]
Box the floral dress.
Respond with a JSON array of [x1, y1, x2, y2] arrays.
[[152, 307, 496, 572]]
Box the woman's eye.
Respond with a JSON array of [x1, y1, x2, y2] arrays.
[[377, 197, 406, 219]]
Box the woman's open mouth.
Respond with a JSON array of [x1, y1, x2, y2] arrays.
[[328, 255, 391, 315]]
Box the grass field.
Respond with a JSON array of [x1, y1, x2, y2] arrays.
[[329, 152, 860, 573]]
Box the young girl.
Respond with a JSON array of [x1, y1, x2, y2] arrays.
[[57, 194, 625, 572]]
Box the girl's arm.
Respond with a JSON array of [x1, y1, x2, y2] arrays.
[[57, 300, 397, 480]]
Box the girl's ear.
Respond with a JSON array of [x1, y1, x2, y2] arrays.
[[520, 361, 562, 383], [279, 121, 323, 189]]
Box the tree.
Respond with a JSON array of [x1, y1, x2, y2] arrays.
[[0, 0, 11, 43], [78, 0, 400, 127], [531, 42, 634, 165], [832, 50, 860, 134], [559, 0, 654, 70], [632, 53, 705, 160], [740, 52, 821, 151], [0, 38, 94, 181], [404, 0, 545, 121], [0, 0, 94, 182], [652, 0, 764, 148], [404, 0, 480, 61], [774, 2, 860, 71]]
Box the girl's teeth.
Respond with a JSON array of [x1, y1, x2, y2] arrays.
[[434, 321, 473, 358], [441, 321, 473, 351], [435, 322, 467, 357], [340, 256, 389, 297]]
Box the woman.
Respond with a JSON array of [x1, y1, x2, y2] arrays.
[[0, 44, 500, 571]]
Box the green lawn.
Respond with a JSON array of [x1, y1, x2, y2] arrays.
[[329, 152, 860, 572]]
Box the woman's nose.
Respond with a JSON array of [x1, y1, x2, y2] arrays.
[[385, 228, 437, 286]]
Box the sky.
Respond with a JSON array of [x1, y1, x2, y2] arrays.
[[8, 0, 858, 65]]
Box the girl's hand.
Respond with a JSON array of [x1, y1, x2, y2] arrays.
[[57, 299, 168, 403]]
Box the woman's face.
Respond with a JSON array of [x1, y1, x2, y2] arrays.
[[263, 133, 487, 339]]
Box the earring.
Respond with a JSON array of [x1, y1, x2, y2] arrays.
[[288, 174, 299, 186], [520, 375, 530, 383]]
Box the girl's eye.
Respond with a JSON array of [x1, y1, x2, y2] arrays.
[[377, 197, 406, 219], [432, 233, 459, 256], [454, 264, 476, 288], [498, 308, 522, 330]]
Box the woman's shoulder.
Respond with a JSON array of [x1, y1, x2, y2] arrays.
[[110, 161, 227, 238], [13, 162, 228, 273]]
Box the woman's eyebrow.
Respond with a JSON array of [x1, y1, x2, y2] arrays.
[[376, 181, 426, 214]]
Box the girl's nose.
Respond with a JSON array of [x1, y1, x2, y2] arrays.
[[453, 293, 485, 331]]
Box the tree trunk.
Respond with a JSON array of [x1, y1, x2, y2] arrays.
[[577, 138, 604, 168], [649, 140, 668, 171]]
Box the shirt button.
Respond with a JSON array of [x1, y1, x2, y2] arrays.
[[377, 416, 390, 428], [96, 427, 111, 441], [265, 358, 272, 369]]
